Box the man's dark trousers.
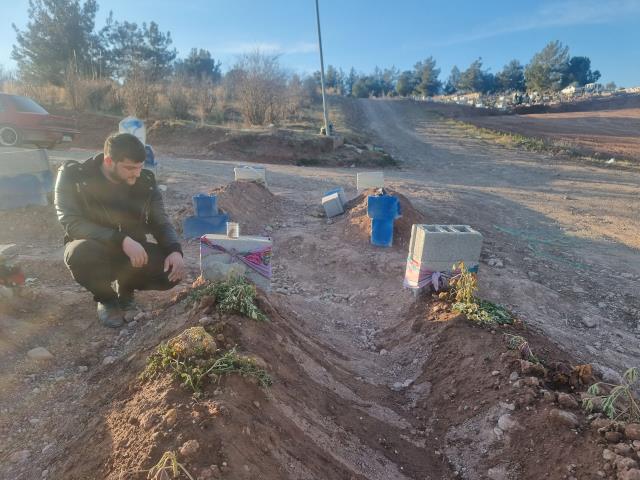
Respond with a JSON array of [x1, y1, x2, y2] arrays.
[[64, 239, 178, 302]]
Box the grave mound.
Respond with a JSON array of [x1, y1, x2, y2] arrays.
[[340, 188, 427, 249]]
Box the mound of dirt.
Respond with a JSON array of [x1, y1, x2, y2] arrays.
[[339, 188, 427, 249], [211, 181, 281, 236], [170, 181, 281, 237], [51, 292, 425, 480], [47, 284, 614, 480], [375, 294, 608, 480]]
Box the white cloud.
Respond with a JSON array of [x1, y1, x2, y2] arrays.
[[218, 41, 316, 55], [432, 0, 640, 46]]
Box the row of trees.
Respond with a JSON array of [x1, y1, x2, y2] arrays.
[[325, 41, 604, 98], [7, 0, 611, 123], [8, 0, 316, 124], [11, 0, 222, 86]]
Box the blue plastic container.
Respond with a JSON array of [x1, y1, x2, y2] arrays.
[[182, 213, 229, 238], [0, 174, 47, 210], [367, 195, 400, 219], [192, 194, 218, 217], [367, 195, 401, 247], [371, 218, 395, 247]]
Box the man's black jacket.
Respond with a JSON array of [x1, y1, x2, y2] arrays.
[[54, 154, 182, 256]]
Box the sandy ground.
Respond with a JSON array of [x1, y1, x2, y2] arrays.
[[1, 98, 640, 479], [453, 96, 640, 161]]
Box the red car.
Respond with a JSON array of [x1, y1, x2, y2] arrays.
[[0, 93, 79, 148]]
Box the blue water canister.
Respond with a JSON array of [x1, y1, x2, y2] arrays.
[[367, 195, 400, 218], [192, 194, 218, 217], [367, 194, 401, 247], [371, 218, 395, 247], [183, 213, 229, 238]]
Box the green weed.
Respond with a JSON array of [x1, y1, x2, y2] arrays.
[[583, 367, 640, 422], [449, 262, 513, 326], [147, 451, 195, 479], [504, 334, 540, 363], [142, 340, 272, 395], [189, 276, 268, 322]]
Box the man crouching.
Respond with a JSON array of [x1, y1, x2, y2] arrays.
[[54, 132, 184, 327]]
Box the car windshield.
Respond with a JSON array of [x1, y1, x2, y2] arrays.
[[10, 95, 48, 114]]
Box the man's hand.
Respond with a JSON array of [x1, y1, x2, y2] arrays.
[[164, 252, 185, 282], [122, 236, 148, 268]]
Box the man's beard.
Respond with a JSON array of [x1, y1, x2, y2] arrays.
[[103, 166, 128, 185]]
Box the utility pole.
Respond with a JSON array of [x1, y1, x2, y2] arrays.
[[315, 0, 330, 135]]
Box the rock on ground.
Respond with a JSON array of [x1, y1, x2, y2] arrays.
[[548, 408, 579, 428], [27, 347, 54, 360]]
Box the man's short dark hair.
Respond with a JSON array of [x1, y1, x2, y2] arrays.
[[104, 133, 146, 163]]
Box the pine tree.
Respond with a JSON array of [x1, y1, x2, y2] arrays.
[[12, 0, 100, 85]]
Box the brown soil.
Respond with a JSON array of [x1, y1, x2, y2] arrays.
[[54, 112, 395, 168], [168, 181, 282, 237], [415, 94, 640, 162], [46, 108, 120, 151], [211, 181, 281, 236], [339, 187, 427, 249], [147, 121, 229, 154], [19, 284, 615, 480], [0, 205, 63, 244]]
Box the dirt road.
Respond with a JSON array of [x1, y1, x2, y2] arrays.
[[463, 106, 640, 161]]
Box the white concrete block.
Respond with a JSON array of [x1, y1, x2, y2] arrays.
[[0, 148, 49, 177], [234, 166, 267, 186], [325, 187, 346, 205], [408, 224, 483, 272], [322, 192, 344, 218], [357, 171, 384, 191], [200, 234, 272, 292]]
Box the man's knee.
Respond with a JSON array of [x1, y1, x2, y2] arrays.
[[64, 239, 110, 269]]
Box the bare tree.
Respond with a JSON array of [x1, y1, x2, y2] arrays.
[[233, 51, 287, 125], [192, 78, 217, 124], [166, 76, 192, 119], [122, 65, 158, 118]]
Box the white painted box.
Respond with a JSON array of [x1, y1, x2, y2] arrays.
[[200, 234, 272, 292], [322, 192, 344, 218], [357, 171, 384, 191], [234, 166, 267, 186]]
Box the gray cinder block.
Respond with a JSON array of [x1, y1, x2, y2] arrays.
[[408, 224, 483, 272], [322, 192, 344, 218]]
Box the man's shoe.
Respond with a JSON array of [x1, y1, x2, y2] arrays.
[[116, 284, 137, 311], [97, 300, 124, 328], [118, 293, 137, 312]]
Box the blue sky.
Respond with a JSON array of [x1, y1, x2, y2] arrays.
[[1, 0, 639, 86]]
